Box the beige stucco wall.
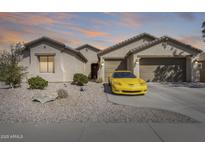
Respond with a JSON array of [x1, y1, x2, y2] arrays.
[[199, 52, 205, 61], [20, 43, 85, 82], [78, 47, 98, 78], [129, 42, 200, 82], [134, 42, 196, 57]]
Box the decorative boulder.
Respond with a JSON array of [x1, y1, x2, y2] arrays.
[[32, 92, 58, 103]]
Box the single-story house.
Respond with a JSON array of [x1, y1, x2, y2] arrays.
[[20, 33, 203, 82], [21, 37, 88, 82], [97, 33, 203, 82]]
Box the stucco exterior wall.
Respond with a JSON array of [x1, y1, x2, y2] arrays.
[[78, 48, 98, 77], [135, 42, 196, 56], [20, 43, 85, 82], [61, 51, 85, 81], [126, 54, 134, 72]]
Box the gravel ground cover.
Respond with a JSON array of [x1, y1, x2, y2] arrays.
[[0, 82, 198, 123]]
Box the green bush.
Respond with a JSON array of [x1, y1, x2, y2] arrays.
[[73, 73, 88, 86], [28, 76, 48, 89]]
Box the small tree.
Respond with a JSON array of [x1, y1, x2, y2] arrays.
[[202, 21, 205, 41], [0, 43, 27, 88]]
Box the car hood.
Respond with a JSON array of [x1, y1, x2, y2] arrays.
[[112, 78, 144, 84]]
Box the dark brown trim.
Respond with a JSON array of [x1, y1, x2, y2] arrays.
[[62, 47, 88, 63], [35, 53, 56, 56], [25, 36, 65, 49], [137, 55, 189, 58], [103, 57, 125, 60]]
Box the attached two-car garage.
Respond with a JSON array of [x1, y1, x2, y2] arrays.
[[139, 58, 186, 82], [99, 35, 202, 83], [103, 57, 187, 82]]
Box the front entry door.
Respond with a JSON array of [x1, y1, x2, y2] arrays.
[[91, 63, 98, 79]]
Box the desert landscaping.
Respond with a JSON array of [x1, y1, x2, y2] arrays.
[[0, 82, 198, 124]]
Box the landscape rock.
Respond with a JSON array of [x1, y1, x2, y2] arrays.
[[32, 92, 58, 103]]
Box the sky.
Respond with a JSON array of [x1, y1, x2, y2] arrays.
[[0, 12, 204, 50]]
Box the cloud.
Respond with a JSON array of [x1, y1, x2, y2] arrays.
[[91, 13, 142, 29], [119, 13, 141, 27], [178, 35, 204, 49], [0, 12, 77, 26], [67, 25, 110, 37], [79, 29, 109, 37], [176, 13, 196, 21], [0, 22, 80, 50], [0, 27, 26, 50]]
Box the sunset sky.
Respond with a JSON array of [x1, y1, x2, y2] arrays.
[[0, 12, 204, 50]]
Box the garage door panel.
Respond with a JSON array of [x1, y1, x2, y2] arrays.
[[200, 62, 205, 82], [104, 59, 126, 82], [140, 58, 186, 82]]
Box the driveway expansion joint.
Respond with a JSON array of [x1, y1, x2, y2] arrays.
[[148, 123, 164, 142]]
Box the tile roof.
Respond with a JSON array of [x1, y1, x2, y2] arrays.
[[24, 36, 87, 62], [76, 44, 100, 52], [127, 36, 203, 56], [98, 33, 156, 56]]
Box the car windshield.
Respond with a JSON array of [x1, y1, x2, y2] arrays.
[[113, 72, 136, 78]]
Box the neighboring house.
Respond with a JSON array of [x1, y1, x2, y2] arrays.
[[20, 33, 203, 83], [21, 37, 88, 82], [199, 52, 205, 82], [97, 33, 203, 82], [76, 44, 100, 79]]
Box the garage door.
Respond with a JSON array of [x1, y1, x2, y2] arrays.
[[200, 62, 205, 82], [139, 58, 186, 82], [104, 59, 126, 82]]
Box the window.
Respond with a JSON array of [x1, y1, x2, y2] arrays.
[[39, 56, 54, 73]]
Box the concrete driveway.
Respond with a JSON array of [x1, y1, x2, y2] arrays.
[[105, 82, 205, 123]]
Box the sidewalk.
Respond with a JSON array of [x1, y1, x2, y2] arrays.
[[1, 122, 205, 142]]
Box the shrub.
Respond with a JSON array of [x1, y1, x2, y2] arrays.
[[57, 89, 68, 99], [96, 78, 103, 83], [0, 43, 27, 88], [73, 73, 88, 86], [28, 76, 48, 89]]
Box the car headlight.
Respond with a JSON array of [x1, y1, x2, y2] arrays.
[[140, 81, 146, 85]]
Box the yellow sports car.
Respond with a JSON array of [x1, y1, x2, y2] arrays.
[[108, 70, 147, 95]]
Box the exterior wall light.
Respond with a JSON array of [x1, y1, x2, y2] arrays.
[[135, 58, 140, 65], [101, 62, 104, 66]]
